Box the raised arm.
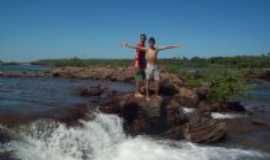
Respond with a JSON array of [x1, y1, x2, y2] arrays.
[[157, 44, 181, 51], [122, 42, 146, 51]]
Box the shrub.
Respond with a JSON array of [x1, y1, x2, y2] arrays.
[[206, 69, 248, 102]]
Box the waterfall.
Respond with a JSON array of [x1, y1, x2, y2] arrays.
[[3, 113, 269, 160]]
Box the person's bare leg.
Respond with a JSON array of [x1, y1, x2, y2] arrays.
[[155, 80, 160, 96], [135, 80, 144, 98], [135, 80, 139, 93], [139, 80, 144, 93], [145, 80, 150, 101]]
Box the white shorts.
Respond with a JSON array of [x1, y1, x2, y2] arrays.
[[145, 64, 160, 81]]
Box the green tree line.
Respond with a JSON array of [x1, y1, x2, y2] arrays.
[[32, 53, 270, 68]]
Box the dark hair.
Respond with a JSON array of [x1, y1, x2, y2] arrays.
[[140, 33, 147, 39], [148, 37, 156, 44]]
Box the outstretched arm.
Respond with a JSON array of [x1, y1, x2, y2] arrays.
[[122, 43, 146, 51], [157, 44, 181, 51]]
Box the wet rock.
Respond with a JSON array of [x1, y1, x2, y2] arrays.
[[198, 100, 246, 113], [198, 101, 221, 112], [161, 125, 185, 140], [140, 96, 163, 118], [0, 127, 13, 143], [99, 93, 192, 136], [165, 99, 187, 127], [225, 101, 246, 112], [119, 95, 164, 132], [184, 111, 226, 143], [100, 94, 168, 134], [172, 87, 200, 107], [79, 85, 105, 97], [55, 104, 91, 125], [251, 118, 270, 127], [195, 85, 209, 100], [0, 114, 34, 126]]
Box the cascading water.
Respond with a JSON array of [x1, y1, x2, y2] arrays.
[[2, 113, 269, 160]]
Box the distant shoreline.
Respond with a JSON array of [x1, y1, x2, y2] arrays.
[[1, 53, 270, 67]]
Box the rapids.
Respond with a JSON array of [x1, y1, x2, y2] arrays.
[[2, 113, 269, 160]]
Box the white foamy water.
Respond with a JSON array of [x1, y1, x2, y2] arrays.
[[211, 112, 246, 119], [182, 107, 246, 120], [182, 107, 195, 114], [4, 113, 269, 160]]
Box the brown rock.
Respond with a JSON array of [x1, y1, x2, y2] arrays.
[[165, 99, 187, 126], [161, 125, 185, 140], [139, 96, 163, 118], [195, 85, 209, 100], [159, 73, 184, 96], [198, 101, 246, 113], [50, 66, 135, 81], [99, 94, 167, 134], [172, 87, 200, 107], [79, 85, 105, 97], [184, 111, 226, 143], [198, 101, 220, 112]]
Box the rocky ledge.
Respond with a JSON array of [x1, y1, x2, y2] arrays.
[[50, 67, 251, 143], [0, 66, 135, 80], [51, 66, 136, 81], [75, 70, 248, 144]]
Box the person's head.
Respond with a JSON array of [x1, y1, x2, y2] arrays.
[[140, 33, 147, 43], [148, 37, 156, 48]]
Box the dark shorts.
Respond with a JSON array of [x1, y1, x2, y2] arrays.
[[134, 69, 145, 81]]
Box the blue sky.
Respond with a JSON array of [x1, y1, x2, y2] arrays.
[[0, 0, 270, 61]]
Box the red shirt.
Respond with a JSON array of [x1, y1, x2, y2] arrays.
[[135, 42, 146, 69]]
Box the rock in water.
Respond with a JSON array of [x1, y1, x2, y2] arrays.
[[258, 69, 270, 81], [79, 85, 105, 97], [184, 111, 226, 143], [225, 101, 246, 112]]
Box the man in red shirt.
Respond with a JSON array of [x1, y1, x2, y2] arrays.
[[133, 33, 147, 97]]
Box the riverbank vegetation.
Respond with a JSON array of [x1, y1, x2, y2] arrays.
[[32, 53, 270, 68], [31, 58, 131, 68]]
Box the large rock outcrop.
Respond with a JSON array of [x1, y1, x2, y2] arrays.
[[184, 111, 226, 143], [98, 92, 227, 143]]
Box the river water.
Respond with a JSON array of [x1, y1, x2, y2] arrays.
[[0, 77, 134, 115], [0, 65, 270, 160]]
